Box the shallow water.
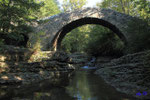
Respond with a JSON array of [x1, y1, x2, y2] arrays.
[[0, 69, 137, 100], [66, 70, 137, 100]]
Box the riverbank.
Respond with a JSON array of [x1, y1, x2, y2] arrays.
[[0, 45, 90, 85], [95, 50, 150, 99], [1, 45, 150, 99]]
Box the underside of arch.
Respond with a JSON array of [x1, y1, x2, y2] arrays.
[[51, 17, 127, 50]]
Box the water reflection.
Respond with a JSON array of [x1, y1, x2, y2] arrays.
[[0, 70, 138, 100], [0, 79, 75, 100], [66, 70, 137, 100], [66, 71, 94, 100]]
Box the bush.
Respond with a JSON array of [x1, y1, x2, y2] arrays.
[[27, 31, 46, 51], [126, 18, 150, 53], [85, 25, 124, 57]]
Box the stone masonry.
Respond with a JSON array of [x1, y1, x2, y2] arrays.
[[29, 7, 140, 50]]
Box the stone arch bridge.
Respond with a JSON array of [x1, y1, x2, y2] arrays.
[[29, 7, 140, 51]]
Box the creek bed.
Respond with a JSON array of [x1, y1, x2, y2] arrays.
[[0, 68, 138, 100]]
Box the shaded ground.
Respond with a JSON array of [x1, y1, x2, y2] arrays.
[[95, 51, 150, 99]]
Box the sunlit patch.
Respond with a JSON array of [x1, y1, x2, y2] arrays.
[[15, 76, 22, 80], [68, 64, 74, 68], [0, 55, 6, 61], [1, 75, 8, 80], [0, 62, 8, 68], [39, 70, 44, 75], [14, 62, 19, 65]]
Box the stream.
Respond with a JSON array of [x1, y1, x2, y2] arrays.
[[0, 68, 137, 100]]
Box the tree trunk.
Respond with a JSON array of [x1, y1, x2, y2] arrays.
[[120, 0, 126, 14]]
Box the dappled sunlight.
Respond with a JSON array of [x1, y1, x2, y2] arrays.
[[14, 76, 23, 81], [68, 64, 75, 69], [0, 55, 7, 62], [39, 70, 45, 75], [1, 74, 24, 81], [0, 62, 8, 68], [1, 75, 9, 80]]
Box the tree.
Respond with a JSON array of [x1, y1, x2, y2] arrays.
[[61, 25, 90, 53], [97, 0, 134, 15], [61, 0, 88, 53], [97, 0, 150, 21], [85, 25, 124, 57], [61, 0, 124, 56], [96, 0, 150, 53], [132, 0, 150, 23], [34, 0, 60, 19], [0, 0, 41, 46], [62, 0, 87, 12]]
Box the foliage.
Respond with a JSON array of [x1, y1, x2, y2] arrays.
[[61, 0, 89, 53], [61, 0, 124, 57], [61, 25, 124, 57], [97, 0, 150, 21], [85, 25, 124, 57], [0, 0, 41, 46], [34, 0, 60, 19], [0, 0, 40, 33], [62, 0, 87, 12], [132, 0, 150, 21], [97, 0, 134, 15], [126, 18, 150, 53], [28, 51, 51, 62], [61, 25, 90, 53], [96, 0, 150, 54], [27, 31, 46, 51]]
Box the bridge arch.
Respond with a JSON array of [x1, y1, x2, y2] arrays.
[[30, 8, 137, 51], [51, 17, 127, 50]]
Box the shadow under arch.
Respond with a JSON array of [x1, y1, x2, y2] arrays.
[[51, 17, 127, 50]]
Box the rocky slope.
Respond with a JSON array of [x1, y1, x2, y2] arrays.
[[0, 45, 90, 85], [95, 51, 150, 99]]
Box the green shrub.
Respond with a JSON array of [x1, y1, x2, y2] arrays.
[[85, 25, 124, 57], [85, 32, 124, 57], [126, 18, 150, 53], [61, 25, 125, 57], [27, 31, 46, 51]]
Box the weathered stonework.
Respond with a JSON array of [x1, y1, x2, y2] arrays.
[[0, 46, 89, 85], [29, 7, 139, 50], [95, 50, 150, 99]]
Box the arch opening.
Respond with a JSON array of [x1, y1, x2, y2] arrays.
[[51, 17, 127, 51]]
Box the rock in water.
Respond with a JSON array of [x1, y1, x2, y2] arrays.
[[81, 66, 89, 69]]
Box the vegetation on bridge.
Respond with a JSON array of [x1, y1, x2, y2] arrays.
[[0, 0, 60, 47], [61, 0, 150, 56], [0, 0, 149, 56]]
